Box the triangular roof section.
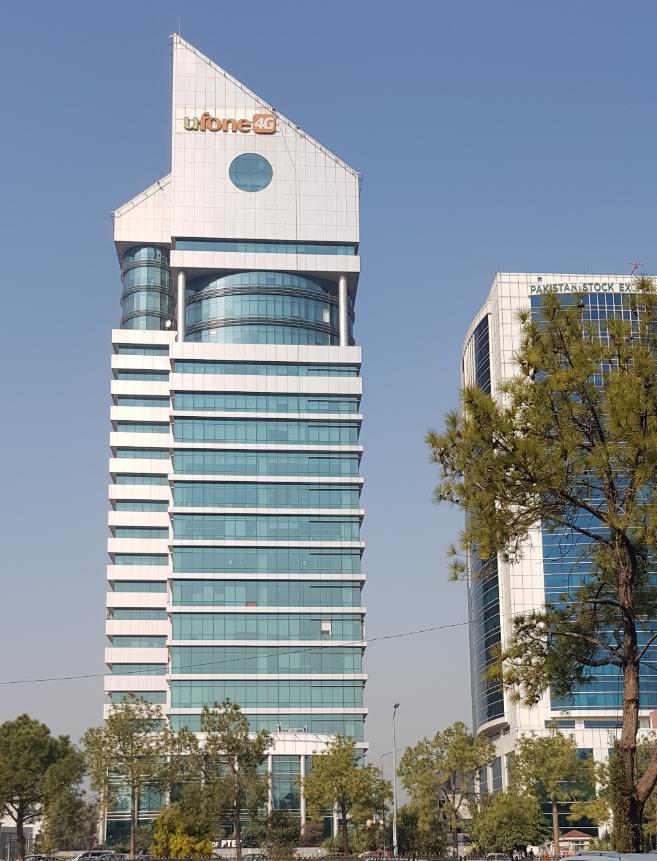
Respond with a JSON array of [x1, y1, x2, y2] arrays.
[[113, 174, 172, 249], [171, 34, 359, 178], [170, 35, 360, 244]]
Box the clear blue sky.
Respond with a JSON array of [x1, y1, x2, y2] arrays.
[[1, 0, 656, 774]]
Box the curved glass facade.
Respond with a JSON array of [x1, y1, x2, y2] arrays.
[[466, 314, 505, 728], [120, 246, 174, 330], [186, 271, 353, 345]]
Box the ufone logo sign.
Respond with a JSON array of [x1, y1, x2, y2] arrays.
[[183, 112, 276, 134]]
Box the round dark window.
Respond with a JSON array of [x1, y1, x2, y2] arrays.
[[229, 153, 273, 192]]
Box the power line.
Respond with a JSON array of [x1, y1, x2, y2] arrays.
[[0, 619, 473, 687]]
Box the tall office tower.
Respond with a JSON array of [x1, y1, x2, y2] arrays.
[[463, 273, 657, 835], [104, 36, 365, 841]]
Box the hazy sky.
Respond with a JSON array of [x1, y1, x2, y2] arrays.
[[1, 0, 657, 777]]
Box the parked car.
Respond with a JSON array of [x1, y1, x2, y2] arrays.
[[73, 852, 117, 861]]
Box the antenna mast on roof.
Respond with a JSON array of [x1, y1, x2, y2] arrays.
[[629, 261, 643, 275]]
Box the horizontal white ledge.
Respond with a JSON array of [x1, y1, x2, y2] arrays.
[[165, 674, 367, 682], [169, 606, 366, 614], [171, 441, 363, 452]]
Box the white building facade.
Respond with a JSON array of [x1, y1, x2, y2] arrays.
[[463, 272, 657, 835], [104, 36, 366, 842]]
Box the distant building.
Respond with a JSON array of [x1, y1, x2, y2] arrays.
[[463, 273, 657, 835], [103, 35, 366, 842]]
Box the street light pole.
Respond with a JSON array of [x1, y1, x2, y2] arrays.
[[392, 703, 400, 858]]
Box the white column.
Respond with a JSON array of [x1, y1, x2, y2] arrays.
[[176, 270, 186, 342], [300, 755, 306, 826], [338, 275, 348, 346]]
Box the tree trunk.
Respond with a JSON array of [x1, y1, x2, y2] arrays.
[[449, 809, 459, 859], [617, 548, 643, 852], [129, 785, 138, 860], [551, 797, 560, 860], [340, 800, 349, 859], [16, 809, 26, 861], [234, 798, 242, 861]]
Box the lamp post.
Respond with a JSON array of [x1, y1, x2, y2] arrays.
[[392, 703, 400, 858]]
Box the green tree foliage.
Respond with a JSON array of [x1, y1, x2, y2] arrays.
[[39, 792, 98, 852], [302, 736, 391, 859], [396, 803, 446, 859], [82, 696, 189, 860], [398, 721, 494, 854], [427, 278, 657, 850], [511, 731, 594, 859], [151, 804, 213, 859], [200, 700, 272, 861], [466, 791, 549, 854], [0, 714, 85, 861], [242, 811, 300, 859]]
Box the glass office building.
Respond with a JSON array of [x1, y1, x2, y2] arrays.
[[462, 273, 657, 835], [105, 35, 365, 840]]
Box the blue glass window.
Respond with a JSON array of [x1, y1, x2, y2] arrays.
[[114, 501, 169, 512], [229, 154, 273, 192], [173, 392, 358, 414], [173, 450, 360, 477], [174, 361, 358, 377], [116, 371, 169, 382], [114, 475, 168, 486], [116, 422, 169, 434], [171, 645, 363, 674], [111, 581, 167, 592], [114, 527, 169, 538], [172, 547, 361, 574], [116, 345, 169, 356], [110, 664, 167, 675], [172, 482, 360, 509], [110, 691, 166, 704], [116, 449, 169, 459], [172, 613, 363, 641], [175, 239, 356, 256], [169, 714, 365, 739], [110, 609, 168, 620], [109, 636, 166, 648], [117, 397, 170, 408], [172, 513, 360, 542], [113, 554, 168, 566], [172, 580, 361, 607], [173, 418, 358, 445], [171, 680, 363, 708]]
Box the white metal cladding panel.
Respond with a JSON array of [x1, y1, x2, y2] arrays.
[[105, 647, 168, 663], [108, 511, 170, 527], [106, 620, 169, 636], [109, 430, 172, 447], [107, 593, 168, 609], [169, 375, 362, 396], [111, 381, 171, 397], [107, 565, 169, 580], [111, 406, 171, 422], [169, 250, 360, 279], [170, 343, 361, 365], [105, 676, 168, 692], [112, 330, 174, 346], [108, 485, 171, 500], [111, 355, 171, 372], [169, 36, 359, 244], [109, 459, 170, 476], [108, 538, 170, 553], [113, 175, 172, 245]]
